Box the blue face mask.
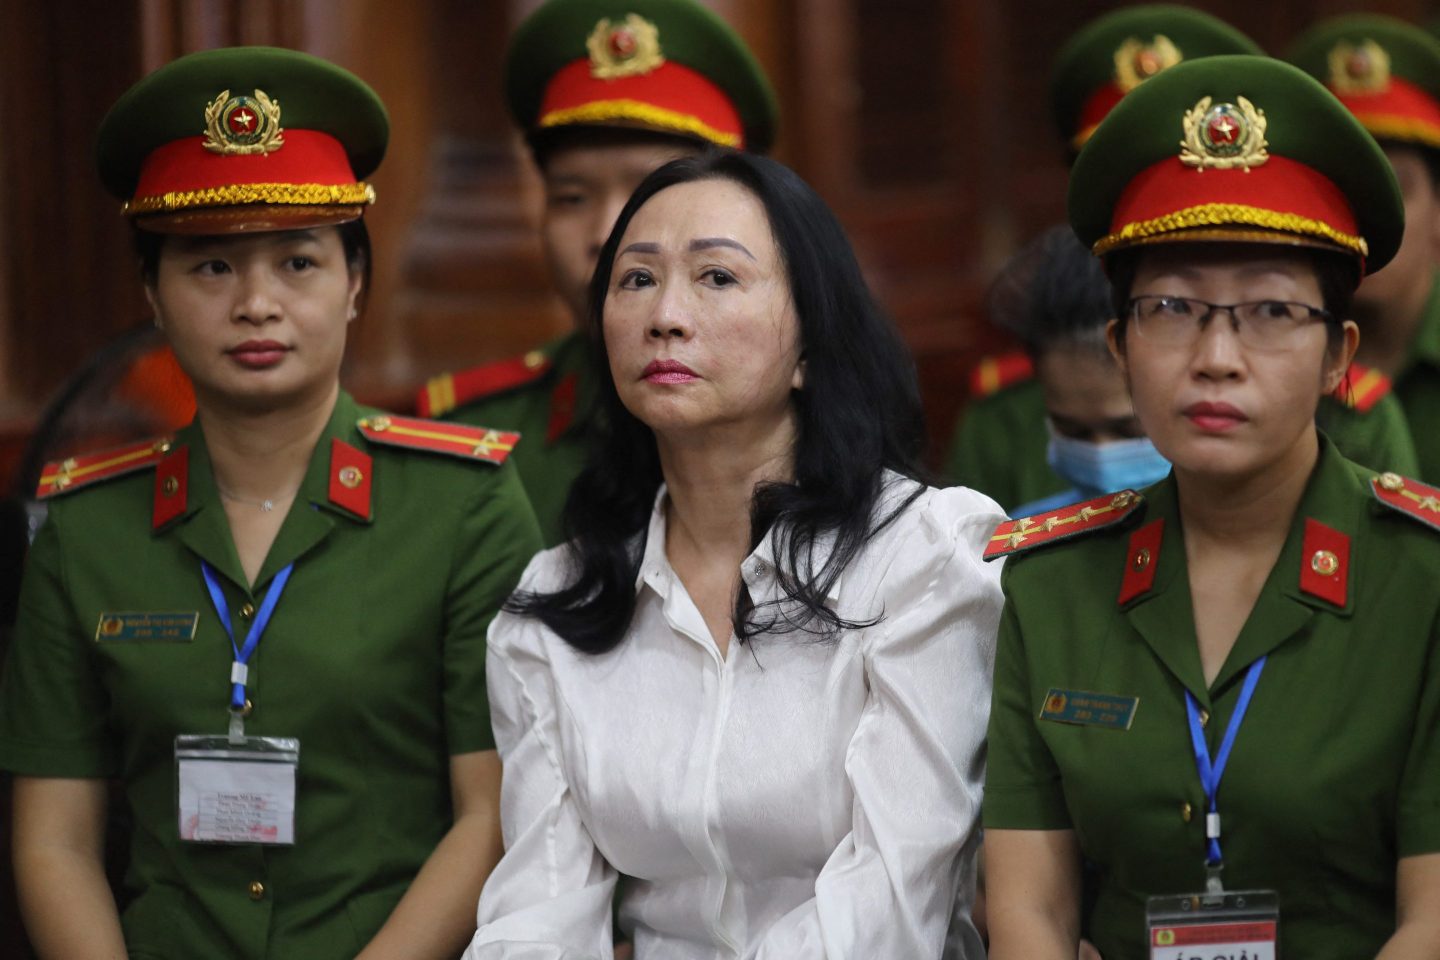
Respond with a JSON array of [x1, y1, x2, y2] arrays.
[[1045, 422, 1171, 499]]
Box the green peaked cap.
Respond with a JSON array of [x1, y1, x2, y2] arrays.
[[1051, 4, 1262, 149], [505, 0, 777, 152], [1288, 14, 1440, 150], [97, 46, 389, 202], [1069, 55, 1403, 275]]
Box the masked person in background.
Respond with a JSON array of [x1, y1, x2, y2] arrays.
[[983, 55, 1440, 959], [948, 5, 1418, 510], [991, 226, 1170, 518]]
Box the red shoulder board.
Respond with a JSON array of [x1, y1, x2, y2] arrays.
[[416, 350, 553, 417], [36, 436, 174, 499], [968, 351, 1034, 398], [1370, 472, 1440, 533], [357, 415, 518, 466], [1334, 362, 1392, 413], [984, 489, 1144, 561]]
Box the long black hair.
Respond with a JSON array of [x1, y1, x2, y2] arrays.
[[506, 150, 927, 654]]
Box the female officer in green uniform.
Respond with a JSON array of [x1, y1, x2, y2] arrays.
[[982, 56, 1440, 958], [0, 48, 541, 959]]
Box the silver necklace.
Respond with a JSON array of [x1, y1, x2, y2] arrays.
[[217, 485, 299, 512]]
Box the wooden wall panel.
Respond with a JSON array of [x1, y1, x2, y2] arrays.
[[1, 0, 1437, 474]]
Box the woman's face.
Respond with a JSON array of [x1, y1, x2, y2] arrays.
[[146, 228, 361, 414], [603, 178, 803, 440], [1108, 245, 1356, 482]]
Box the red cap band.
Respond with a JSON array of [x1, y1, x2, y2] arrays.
[[538, 59, 744, 148], [1074, 82, 1127, 147], [1332, 76, 1440, 148], [1111, 155, 1357, 237], [133, 129, 358, 200]]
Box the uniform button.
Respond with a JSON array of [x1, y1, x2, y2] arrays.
[[239, 603, 256, 620], [1198, 709, 1210, 728], [1181, 802, 1193, 822], [248, 881, 265, 900]]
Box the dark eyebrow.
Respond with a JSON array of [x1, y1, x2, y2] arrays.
[[619, 241, 661, 256], [689, 237, 755, 260]]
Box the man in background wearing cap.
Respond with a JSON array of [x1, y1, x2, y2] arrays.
[[946, 6, 1263, 512], [416, 0, 777, 545], [948, 6, 1419, 513], [1292, 14, 1440, 481]]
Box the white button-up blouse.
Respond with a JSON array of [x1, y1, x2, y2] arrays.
[[466, 478, 1006, 960]]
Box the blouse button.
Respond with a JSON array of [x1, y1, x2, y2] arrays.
[[1181, 802, 1193, 822], [239, 603, 256, 620], [248, 881, 265, 900]]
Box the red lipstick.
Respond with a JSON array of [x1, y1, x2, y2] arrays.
[[227, 339, 289, 370], [1183, 400, 1247, 433], [642, 359, 698, 384]]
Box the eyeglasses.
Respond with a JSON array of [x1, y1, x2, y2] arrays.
[[1126, 296, 1333, 352]]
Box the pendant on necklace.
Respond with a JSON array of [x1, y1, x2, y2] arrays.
[[261, 500, 274, 512]]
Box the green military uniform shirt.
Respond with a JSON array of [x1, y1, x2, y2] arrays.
[[0, 391, 542, 959], [945, 378, 1420, 513], [426, 332, 595, 547], [983, 438, 1440, 958], [1397, 273, 1440, 482]]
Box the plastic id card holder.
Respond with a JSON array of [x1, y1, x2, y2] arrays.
[[1146, 890, 1279, 960], [175, 735, 299, 845]]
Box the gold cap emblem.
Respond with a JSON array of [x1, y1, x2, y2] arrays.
[[1114, 35, 1182, 92], [1328, 39, 1391, 95], [587, 14, 665, 79], [1180, 96, 1269, 171], [203, 89, 284, 155]]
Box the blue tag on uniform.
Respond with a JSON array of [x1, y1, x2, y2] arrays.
[[95, 612, 199, 643], [1039, 688, 1139, 730]]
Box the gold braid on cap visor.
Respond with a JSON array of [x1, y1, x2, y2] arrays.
[[538, 99, 742, 148], [1092, 202, 1368, 257], [1352, 113, 1440, 150], [124, 182, 377, 215]]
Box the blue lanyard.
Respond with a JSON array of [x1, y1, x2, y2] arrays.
[[1185, 656, 1267, 870], [201, 561, 293, 712]]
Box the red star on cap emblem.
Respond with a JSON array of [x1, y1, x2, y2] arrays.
[[609, 28, 637, 59], [228, 109, 255, 133], [1207, 113, 1238, 145]]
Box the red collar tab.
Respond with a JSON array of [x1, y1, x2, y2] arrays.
[[416, 350, 553, 417], [328, 438, 373, 521], [968, 351, 1035, 398], [357, 415, 519, 466], [36, 436, 174, 500], [151, 446, 189, 529], [1118, 517, 1164, 605], [546, 372, 580, 444], [1299, 517, 1350, 607], [1333, 362, 1392, 412], [984, 489, 1144, 561], [1370, 472, 1440, 533]]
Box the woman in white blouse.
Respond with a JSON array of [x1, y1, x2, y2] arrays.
[[465, 150, 1005, 960]]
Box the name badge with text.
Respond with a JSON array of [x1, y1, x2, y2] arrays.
[[1039, 688, 1139, 730], [176, 735, 299, 845], [1147, 890, 1279, 960], [96, 611, 198, 643]]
